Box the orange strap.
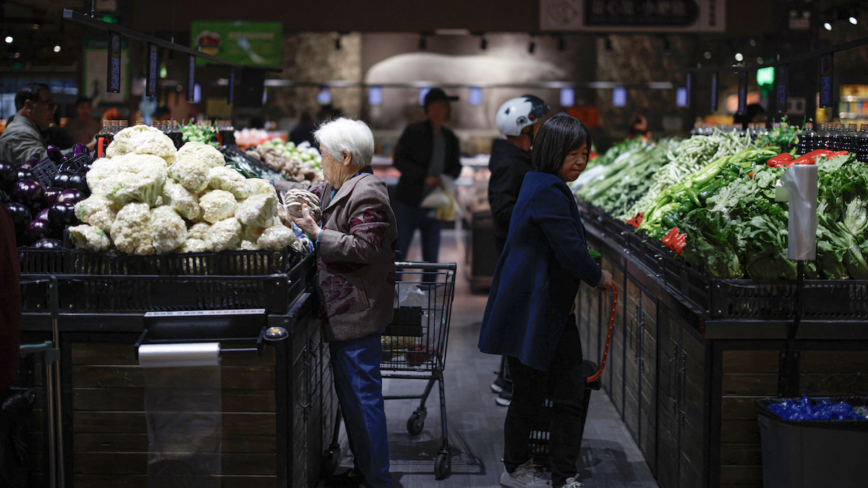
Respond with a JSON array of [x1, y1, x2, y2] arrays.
[[587, 281, 618, 383], [97, 137, 105, 159]]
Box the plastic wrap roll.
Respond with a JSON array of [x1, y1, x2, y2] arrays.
[[775, 164, 818, 261], [138, 343, 221, 369]]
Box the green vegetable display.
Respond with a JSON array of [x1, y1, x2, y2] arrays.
[[181, 121, 218, 147]]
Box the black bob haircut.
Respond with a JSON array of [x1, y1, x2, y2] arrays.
[[531, 114, 592, 175], [15, 83, 50, 111]]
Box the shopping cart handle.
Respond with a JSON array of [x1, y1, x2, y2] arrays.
[[587, 281, 617, 383], [395, 262, 457, 272]]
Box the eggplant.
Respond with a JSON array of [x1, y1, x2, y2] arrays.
[[44, 189, 61, 207], [24, 219, 52, 244], [33, 238, 64, 249], [51, 172, 71, 189], [35, 207, 50, 223], [49, 202, 77, 228], [65, 173, 89, 192], [57, 189, 84, 204], [0, 161, 16, 191], [78, 163, 92, 175], [46, 145, 63, 163], [4, 202, 31, 233], [17, 168, 34, 181], [73, 143, 88, 156], [20, 159, 36, 170], [13, 179, 44, 207]]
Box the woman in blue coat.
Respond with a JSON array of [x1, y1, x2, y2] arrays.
[[478, 115, 613, 488]]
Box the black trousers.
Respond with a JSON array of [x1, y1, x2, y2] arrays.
[[503, 315, 585, 486]]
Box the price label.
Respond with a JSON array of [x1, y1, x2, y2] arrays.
[[818, 53, 834, 108], [107, 32, 122, 94], [146, 44, 158, 98], [710, 71, 718, 111], [228, 68, 235, 105], [187, 55, 196, 102], [737, 70, 748, 115], [776, 65, 788, 115]]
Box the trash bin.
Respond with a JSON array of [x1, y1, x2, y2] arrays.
[[756, 396, 868, 488]]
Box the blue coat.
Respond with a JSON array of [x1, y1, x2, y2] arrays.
[[478, 171, 602, 371]]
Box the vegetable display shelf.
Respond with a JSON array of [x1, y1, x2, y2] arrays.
[[221, 144, 287, 182], [576, 201, 868, 488]]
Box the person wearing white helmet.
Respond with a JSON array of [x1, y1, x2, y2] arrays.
[[487, 95, 550, 407]]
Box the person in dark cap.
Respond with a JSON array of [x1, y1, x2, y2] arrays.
[[392, 88, 462, 270]]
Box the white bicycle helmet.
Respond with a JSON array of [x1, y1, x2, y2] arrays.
[[495, 95, 550, 137]]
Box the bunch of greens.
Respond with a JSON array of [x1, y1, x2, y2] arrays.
[[756, 119, 800, 152], [584, 136, 644, 171], [181, 121, 218, 147]]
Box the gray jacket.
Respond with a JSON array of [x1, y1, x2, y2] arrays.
[[0, 116, 47, 166]]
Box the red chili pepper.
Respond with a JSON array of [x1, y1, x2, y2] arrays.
[[749, 171, 754, 179], [637, 213, 644, 225], [673, 234, 687, 256], [662, 227, 679, 247], [802, 149, 833, 159], [767, 153, 793, 168], [831, 151, 849, 158]]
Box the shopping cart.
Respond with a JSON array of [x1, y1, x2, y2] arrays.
[[323, 261, 458, 480]]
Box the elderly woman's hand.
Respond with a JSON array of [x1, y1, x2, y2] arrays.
[[289, 204, 322, 239]]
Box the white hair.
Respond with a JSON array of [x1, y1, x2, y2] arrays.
[[314, 118, 374, 169]]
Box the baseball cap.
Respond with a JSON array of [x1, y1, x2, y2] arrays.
[[424, 88, 459, 109]]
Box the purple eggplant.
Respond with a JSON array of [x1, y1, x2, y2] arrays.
[[24, 219, 52, 244], [73, 143, 88, 156], [33, 238, 64, 249], [57, 189, 84, 204], [35, 207, 50, 223], [13, 179, 44, 207], [17, 168, 34, 181], [44, 189, 61, 207], [0, 161, 16, 191], [46, 145, 63, 163], [51, 172, 71, 189], [20, 159, 36, 170], [49, 202, 77, 228], [4, 202, 31, 233], [65, 173, 89, 192]]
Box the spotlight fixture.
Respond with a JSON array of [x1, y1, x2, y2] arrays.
[[419, 34, 427, 50], [735, 52, 744, 62], [53, 45, 61, 53], [5, 36, 12, 44], [557, 36, 566, 52], [850, 11, 858, 25], [749, 39, 757, 47], [604, 36, 612, 52], [14, 52, 20, 59], [757, 57, 764, 64], [528, 40, 536, 54], [663, 37, 671, 54], [335, 35, 342, 50], [704, 51, 712, 59], [480, 36, 488, 50], [824, 22, 832, 30]]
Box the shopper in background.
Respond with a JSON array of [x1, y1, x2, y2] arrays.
[[392, 88, 462, 270], [479, 115, 613, 488], [287, 118, 396, 488], [44, 110, 75, 150], [0, 83, 53, 165], [627, 114, 652, 143], [289, 111, 317, 146], [65, 97, 102, 145], [487, 95, 551, 408]]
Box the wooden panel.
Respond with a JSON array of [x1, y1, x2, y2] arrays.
[[72, 365, 276, 390], [801, 350, 868, 374], [720, 465, 763, 485], [610, 266, 626, 415], [73, 433, 277, 453], [720, 420, 760, 444], [640, 406, 657, 474], [624, 380, 640, 442], [720, 443, 762, 466], [73, 452, 276, 475], [72, 342, 276, 367], [801, 373, 868, 396], [721, 397, 762, 420], [722, 350, 779, 374], [722, 374, 778, 397], [73, 412, 276, 436], [74, 388, 276, 412], [73, 475, 277, 488]]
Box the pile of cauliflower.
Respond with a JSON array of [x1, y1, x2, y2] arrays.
[[69, 125, 308, 256], [246, 140, 324, 184]]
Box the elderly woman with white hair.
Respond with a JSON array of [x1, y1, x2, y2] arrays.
[[278, 118, 397, 488]]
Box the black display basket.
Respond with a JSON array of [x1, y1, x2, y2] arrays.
[[221, 145, 286, 182]]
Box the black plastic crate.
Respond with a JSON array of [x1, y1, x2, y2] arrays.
[[30, 152, 93, 189], [221, 145, 286, 182], [709, 280, 868, 320]]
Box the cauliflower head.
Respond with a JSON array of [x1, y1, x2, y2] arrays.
[[257, 223, 298, 251], [104, 154, 168, 207], [205, 217, 242, 252], [106, 125, 178, 164], [168, 154, 211, 194], [187, 222, 211, 240], [177, 142, 225, 168], [74, 195, 120, 233], [86, 158, 120, 196], [198, 190, 237, 224], [208, 166, 252, 200], [162, 180, 201, 221], [177, 238, 211, 253], [151, 206, 188, 254], [248, 179, 277, 198], [111, 203, 154, 255], [68, 225, 112, 252], [239, 240, 261, 251], [242, 224, 266, 243], [235, 193, 277, 228]]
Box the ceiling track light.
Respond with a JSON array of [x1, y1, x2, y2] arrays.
[[824, 22, 833, 31], [480, 36, 488, 50], [528, 34, 536, 54], [334, 34, 342, 50], [557, 36, 566, 52], [604, 36, 612, 53], [419, 34, 427, 51]]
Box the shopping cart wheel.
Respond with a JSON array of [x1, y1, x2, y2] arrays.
[[434, 449, 452, 479], [407, 407, 427, 436], [321, 446, 340, 476]]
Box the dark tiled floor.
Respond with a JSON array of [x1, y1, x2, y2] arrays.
[[330, 230, 658, 488]]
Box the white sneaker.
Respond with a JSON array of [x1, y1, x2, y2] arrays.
[[560, 477, 583, 488], [500, 461, 551, 488]]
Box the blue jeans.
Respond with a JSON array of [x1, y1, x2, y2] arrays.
[[394, 201, 441, 282], [330, 333, 392, 488]]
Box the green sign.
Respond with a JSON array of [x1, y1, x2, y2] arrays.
[[757, 67, 775, 86], [191, 21, 282, 68]]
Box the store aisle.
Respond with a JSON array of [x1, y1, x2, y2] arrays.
[[332, 230, 658, 488]]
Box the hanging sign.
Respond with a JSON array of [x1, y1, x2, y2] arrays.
[[540, 0, 726, 32], [146, 44, 158, 98], [685, 72, 693, 109], [107, 32, 122, 93], [737, 70, 748, 115], [191, 21, 283, 67], [187, 55, 196, 102], [818, 53, 834, 108], [228, 68, 235, 105], [776, 65, 788, 115], [711, 71, 719, 111]]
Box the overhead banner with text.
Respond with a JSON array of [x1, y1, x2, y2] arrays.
[[191, 21, 282, 68], [541, 0, 726, 32]]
